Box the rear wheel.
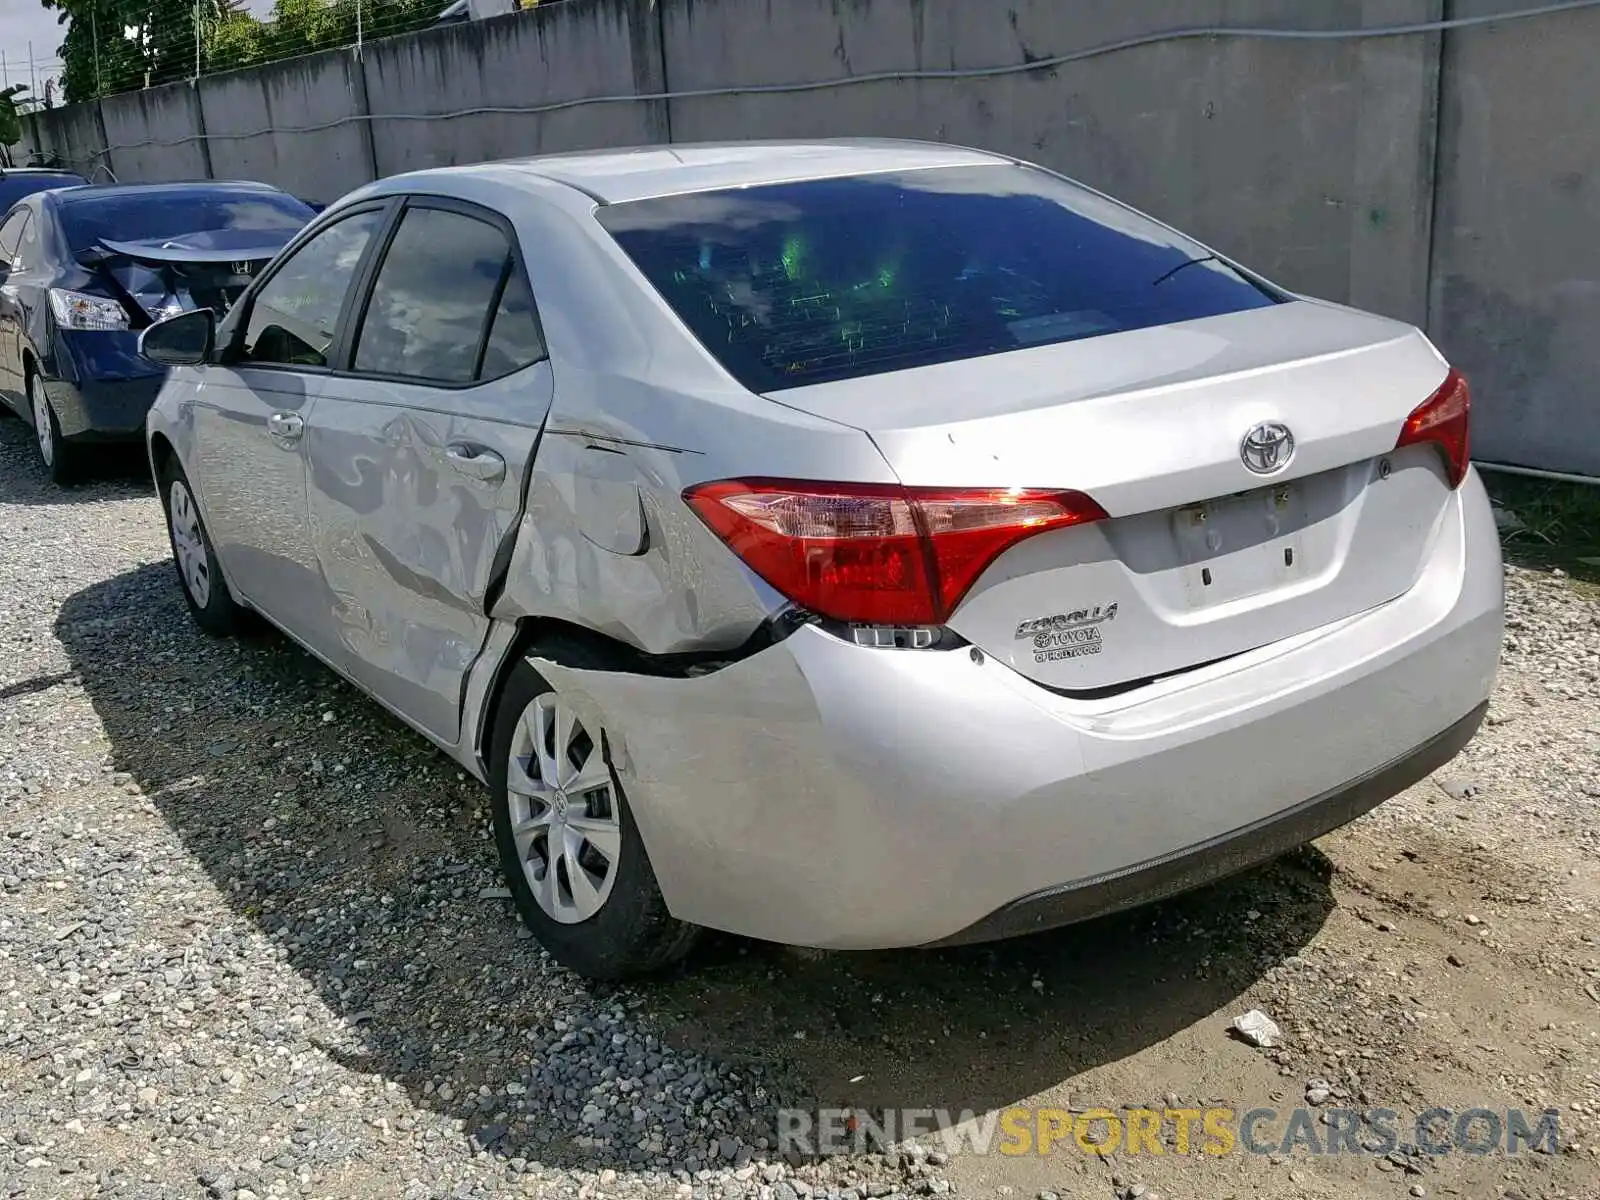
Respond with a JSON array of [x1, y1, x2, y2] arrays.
[[159, 460, 247, 636], [28, 371, 80, 486], [490, 660, 698, 979]]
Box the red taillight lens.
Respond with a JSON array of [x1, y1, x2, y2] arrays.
[[685, 479, 1108, 625], [1395, 368, 1471, 488]]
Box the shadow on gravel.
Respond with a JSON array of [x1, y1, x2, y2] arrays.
[[0, 418, 152, 501], [56, 560, 1335, 1171]]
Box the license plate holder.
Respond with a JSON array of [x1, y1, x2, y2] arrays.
[[1174, 481, 1306, 608]]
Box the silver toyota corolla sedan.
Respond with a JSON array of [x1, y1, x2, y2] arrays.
[[137, 140, 1504, 979]]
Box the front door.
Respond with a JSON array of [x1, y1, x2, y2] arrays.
[[302, 199, 552, 744], [187, 205, 388, 659]]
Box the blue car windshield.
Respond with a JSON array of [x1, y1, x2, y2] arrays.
[[597, 164, 1283, 393], [0, 172, 87, 211], [58, 189, 314, 254]]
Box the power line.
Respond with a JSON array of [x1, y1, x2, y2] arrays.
[[42, 0, 442, 99], [49, 0, 1600, 156]]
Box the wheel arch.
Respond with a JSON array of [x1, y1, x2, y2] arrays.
[[148, 429, 177, 482], [471, 610, 802, 778], [472, 617, 639, 779], [148, 428, 180, 489], [148, 437, 251, 616]]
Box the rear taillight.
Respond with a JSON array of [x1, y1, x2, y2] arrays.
[[684, 479, 1108, 625], [1395, 368, 1470, 488]]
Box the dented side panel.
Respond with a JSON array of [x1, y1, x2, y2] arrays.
[[304, 365, 553, 745]]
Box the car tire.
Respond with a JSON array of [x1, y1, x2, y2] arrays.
[[158, 459, 247, 637], [490, 660, 699, 980], [27, 371, 81, 486]]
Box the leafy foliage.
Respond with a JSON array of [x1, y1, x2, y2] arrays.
[[40, 0, 448, 104], [0, 85, 29, 149], [40, 0, 191, 103]]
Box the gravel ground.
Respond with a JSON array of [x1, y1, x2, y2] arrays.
[[0, 426, 908, 1200], [1, 416, 1597, 1200]]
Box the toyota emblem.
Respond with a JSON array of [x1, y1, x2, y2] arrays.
[[1240, 421, 1295, 475]]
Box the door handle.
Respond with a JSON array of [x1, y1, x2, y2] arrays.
[[444, 443, 506, 483], [267, 412, 304, 441]]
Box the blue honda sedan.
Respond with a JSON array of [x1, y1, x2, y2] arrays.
[[0, 180, 314, 483]]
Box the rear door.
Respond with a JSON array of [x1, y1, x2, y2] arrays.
[[302, 197, 552, 744]]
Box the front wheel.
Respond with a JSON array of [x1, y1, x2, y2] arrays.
[[159, 461, 247, 636], [490, 661, 699, 979], [28, 373, 80, 486]]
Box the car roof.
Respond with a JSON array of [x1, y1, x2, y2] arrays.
[[424, 139, 1013, 206]]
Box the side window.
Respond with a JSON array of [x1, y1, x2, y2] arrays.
[[352, 206, 510, 384], [478, 268, 546, 380], [0, 211, 29, 266], [240, 209, 382, 369]]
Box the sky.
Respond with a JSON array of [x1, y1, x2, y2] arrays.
[[0, 0, 67, 100]]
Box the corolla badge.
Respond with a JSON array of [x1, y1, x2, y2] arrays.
[[1239, 421, 1295, 475]]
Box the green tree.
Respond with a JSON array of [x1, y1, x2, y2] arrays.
[[205, 11, 266, 74], [265, 0, 338, 54], [41, 0, 202, 101], [43, 0, 462, 102], [195, 0, 267, 75], [0, 85, 29, 152], [263, 0, 441, 57]]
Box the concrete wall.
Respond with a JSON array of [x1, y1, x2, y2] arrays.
[[362, 0, 667, 179], [26, 98, 109, 181], [198, 51, 373, 204], [1429, 0, 1600, 477], [663, 0, 1442, 328], [98, 82, 212, 182], [19, 0, 1600, 474]]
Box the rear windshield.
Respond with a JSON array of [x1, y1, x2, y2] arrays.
[[58, 189, 313, 253], [597, 164, 1283, 393], [0, 172, 86, 211]]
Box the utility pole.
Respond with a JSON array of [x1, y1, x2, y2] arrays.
[[27, 43, 37, 102], [356, 0, 363, 56], [93, 12, 102, 97], [194, 0, 202, 81]]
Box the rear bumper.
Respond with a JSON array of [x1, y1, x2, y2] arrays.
[[45, 376, 162, 440], [530, 473, 1504, 950], [928, 700, 1486, 947], [45, 330, 163, 439]]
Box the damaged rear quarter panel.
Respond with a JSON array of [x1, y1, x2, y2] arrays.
[[486, 183, 897, 657]]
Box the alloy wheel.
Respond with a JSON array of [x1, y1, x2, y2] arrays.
[[505, 692, 621, 924], [167, 480, 212, 608], [30, 380, 53, 468]]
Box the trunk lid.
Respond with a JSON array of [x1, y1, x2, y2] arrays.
[[766, 300, 1457, 691], [83, 228, 294, 322]]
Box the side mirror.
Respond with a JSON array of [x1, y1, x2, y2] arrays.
[[138, 308, 215, 367]]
